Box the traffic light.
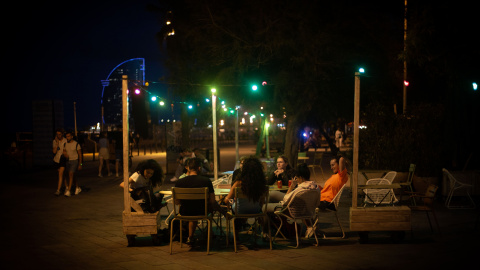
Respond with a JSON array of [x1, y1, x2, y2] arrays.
[[251, 85, 258, 91], [473, 82, 478, 91]]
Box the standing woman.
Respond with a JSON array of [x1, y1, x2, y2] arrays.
[[98, 132, 112, 177]]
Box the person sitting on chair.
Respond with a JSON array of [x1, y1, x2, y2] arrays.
[[318, 156, 348, 210], [174, 158, 224, 245]]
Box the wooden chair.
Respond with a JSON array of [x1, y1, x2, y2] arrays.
[[313, 184, 346, 239], [169, 187, 212, 255], [443, 168, 476, 209], [399, 164, 416, 205], [408, 184, 440, 233], [225, 187, 272, 252], [273, 189, 320, 248], [308, 152, 325, 181]]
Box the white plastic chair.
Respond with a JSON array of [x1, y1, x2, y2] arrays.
[[383, 171, 397, 183], [273, 189, 320, 248], [443, 168, 476, 209], [363, 178, 398, 206], [313, 184, 346, 239]]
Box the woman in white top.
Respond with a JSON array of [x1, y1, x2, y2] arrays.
[[120, 159, 164, 212]]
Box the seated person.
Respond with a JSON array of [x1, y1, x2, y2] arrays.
[[318, 156, 348, 210], [267, 163, 320, 238], [174, 158, 223, 245], [267, 163, 320, 212], [224, 157, 268, 235], [119, 159, 164, 213], [267, 155, 295, 203]]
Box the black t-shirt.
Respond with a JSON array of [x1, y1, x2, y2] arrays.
[[174, 175, 214, 215], [267, 168, 295, 186]]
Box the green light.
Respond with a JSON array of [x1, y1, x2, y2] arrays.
[[159, 101, 165, 106], [473, 82, 478, 91], [359, 68, 365, 73], [252, 85, 258, 91], [188, 105, 193, 109], [230, 110, 234, 114], [151, 96, 157, 102], [211, 88, 216, 93]]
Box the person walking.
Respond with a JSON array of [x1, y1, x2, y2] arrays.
[[53, 128, 67, 196], [63, 131, 83, 197], [98, 132, 112, 177]]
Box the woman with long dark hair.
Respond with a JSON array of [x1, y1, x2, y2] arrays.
[[119, 159, 164, 212], [224, 156, 267, 213]]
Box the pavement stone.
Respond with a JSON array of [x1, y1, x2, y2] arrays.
[[2, 145, 479, 269]]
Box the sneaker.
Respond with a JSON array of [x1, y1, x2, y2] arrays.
[[75, 187, 82, 195], [305, 226, 314, 238], [54, 190, 61, 196], [186, 236, 197, 246], [98, 173, 103, 177], [64, 190, 71, 197]]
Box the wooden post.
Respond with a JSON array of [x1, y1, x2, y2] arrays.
[[352, 72, 360, 208], [122, 75, 130, 213]]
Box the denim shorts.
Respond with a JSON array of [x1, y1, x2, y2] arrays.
[[66, 159, 79, 173]]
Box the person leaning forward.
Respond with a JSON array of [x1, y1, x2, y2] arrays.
[[174, 158, 224, 245]]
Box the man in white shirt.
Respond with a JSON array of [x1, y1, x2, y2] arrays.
[[63, 131, 83, 197]]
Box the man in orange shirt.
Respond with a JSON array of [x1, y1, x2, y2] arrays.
[[319, 156, 348, 210]]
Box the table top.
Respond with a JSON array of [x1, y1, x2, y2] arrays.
[[358, 184, 401, 189], [298, 156, 310, 160], [159, 185, 288, 196]]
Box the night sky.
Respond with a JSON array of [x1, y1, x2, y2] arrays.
[[5, 0, 164, 134]]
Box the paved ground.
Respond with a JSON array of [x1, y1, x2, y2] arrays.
[[2, 144, 479, 269]]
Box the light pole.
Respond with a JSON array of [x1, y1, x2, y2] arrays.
[[235, 106, 240, 164], [211, 88, 218, 181]]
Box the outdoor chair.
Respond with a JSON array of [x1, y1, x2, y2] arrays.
[[363, 178, 398, 206], [383, 171, 397, 183], [169, 187, 213, 255], [408, 184, 441, 233], [308, 152, 325, 181], [225, 187, 272, 252], [443, 168, 476, 209], [399, 164, 416, 205], [313, 184, 346, 239], [273, 189, 320, 248]]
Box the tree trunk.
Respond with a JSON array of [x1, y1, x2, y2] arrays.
[[284, 115, 300, 168]]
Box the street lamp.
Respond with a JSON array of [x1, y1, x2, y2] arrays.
[[211, 88, 218, 181]]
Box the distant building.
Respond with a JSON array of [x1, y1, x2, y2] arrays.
[[101, 58, 151, 137]]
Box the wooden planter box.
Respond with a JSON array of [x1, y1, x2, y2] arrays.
[[350, 206, 411, 232], [123, 211, 162, 235]]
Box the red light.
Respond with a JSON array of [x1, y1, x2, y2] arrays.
[[404, 80, 409, 86], [262, 81, 267, 86]]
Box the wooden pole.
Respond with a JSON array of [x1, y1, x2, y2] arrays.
[[403, 0, 408, 114], [352, 72, 361, 208], [122, 75, 130, 213]]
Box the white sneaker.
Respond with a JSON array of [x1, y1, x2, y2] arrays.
[[65, 190, 71, 197], [54, 190, 61, 196], [305, 226, 314, 238], [75, 187, 82, 195]]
